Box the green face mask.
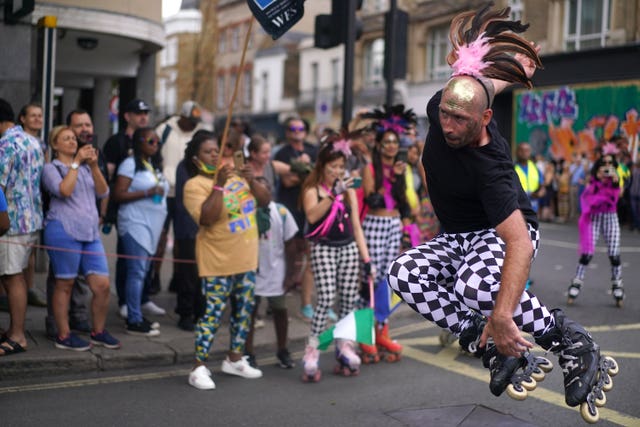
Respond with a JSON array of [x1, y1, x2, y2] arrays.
[[195, 158, 217, 176]]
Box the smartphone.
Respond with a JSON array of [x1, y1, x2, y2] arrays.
[[233, 151, 245, 170], [396, 149, 408, 163], [352, 176, 362, 189]]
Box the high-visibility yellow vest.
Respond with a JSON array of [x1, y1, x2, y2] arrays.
[[515, 160, 540, 195]]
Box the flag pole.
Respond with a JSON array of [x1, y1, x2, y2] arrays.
[[216, 18, 254, 172]]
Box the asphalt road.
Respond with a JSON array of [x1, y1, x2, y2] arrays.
[[1, 222, 638, 427]]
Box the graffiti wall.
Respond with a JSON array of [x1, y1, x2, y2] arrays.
[[513, 80, 640, 162]]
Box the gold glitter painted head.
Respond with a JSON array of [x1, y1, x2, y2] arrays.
[[443, 77, 488, 114]]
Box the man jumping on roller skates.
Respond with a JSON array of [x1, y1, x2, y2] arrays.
[[387, 3, 618, 423]]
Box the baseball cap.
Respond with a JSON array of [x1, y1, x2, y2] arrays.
[[181, 100, 202, 123], [123, 99, 151, 113]]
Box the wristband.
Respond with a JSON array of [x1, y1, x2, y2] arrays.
[[212, 185, 225, 192]]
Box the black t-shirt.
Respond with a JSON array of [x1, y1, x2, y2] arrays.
[[274, 141, 318, 229], [422, 90, 538, 233], [103, 132, 133, 181]]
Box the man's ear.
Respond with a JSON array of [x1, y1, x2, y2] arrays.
[[482, 108, 493, 127]]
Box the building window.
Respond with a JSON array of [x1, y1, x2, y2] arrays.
[[161, 37, 178, 67], [231, 26, 240, 51], [218, 29, 226, 54], [331, 57, 340, 101], [508, 0, 523, 22], [427, 24, 450, 81], [564, 0, 611, 51], [261, 72, 268, 112], [243, 69, 252, 107], [364, 38, 384, 86], [311, 62, 319, 96], [367, 0, 387, 12], [217, 75, 225, 109]]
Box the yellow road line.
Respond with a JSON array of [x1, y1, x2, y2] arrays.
[[401, 343, 640, 427], [0, 369, 190, 394]]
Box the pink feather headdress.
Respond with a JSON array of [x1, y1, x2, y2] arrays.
[[602, 142, 619, 156], [447, 2, 542, 89], [332, 139, 352, 157]]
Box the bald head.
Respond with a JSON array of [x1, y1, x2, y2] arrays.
[[442, 76, 490, 115], [438, 76, 493, 149]]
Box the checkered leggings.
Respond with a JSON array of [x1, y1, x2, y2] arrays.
[[362, 214, 402, 285], [387, 224, 553, 337], [310, 242, 360, 336], [575, 212, 621, 281]]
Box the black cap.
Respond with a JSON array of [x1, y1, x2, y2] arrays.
[[123, 99, 151, 113]]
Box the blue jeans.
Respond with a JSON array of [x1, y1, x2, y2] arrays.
[[120, 232, 151, 324], [116, 234, 150, 307]]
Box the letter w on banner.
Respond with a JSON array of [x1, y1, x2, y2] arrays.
[[247, 0, 305, 40]]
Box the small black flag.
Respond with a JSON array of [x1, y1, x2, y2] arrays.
[[247, 0, 305, 40]]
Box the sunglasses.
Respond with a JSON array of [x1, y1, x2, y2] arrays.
[[381, 138, 399, 146], [145, 137, 159, 145], [288, 126, 305, 132], [603, 160, 613, 165]]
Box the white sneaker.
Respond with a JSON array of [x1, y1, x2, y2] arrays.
[[188, 365, 215, 390], [221, 356, 263, 379], [141, 301, 166, 316], [119, 305, 128, 319]]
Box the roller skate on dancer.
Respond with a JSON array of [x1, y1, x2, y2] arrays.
[[610, 279, 625, 308], [459, 312, 552, 399], [376, 323, 402, 362], [359, 342, 380, 364], [535, 309, 618, 423], [302, 341, 321, 382], [334, 339, 361, 376]]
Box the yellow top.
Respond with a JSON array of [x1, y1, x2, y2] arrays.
[[183, 174, 258, 277]]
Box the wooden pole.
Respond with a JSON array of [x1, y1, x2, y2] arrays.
[[217, 18, 254, 170]]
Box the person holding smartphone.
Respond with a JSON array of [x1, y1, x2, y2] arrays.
[[568, 145, 624, 306]]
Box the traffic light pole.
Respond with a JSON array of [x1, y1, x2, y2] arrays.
[[341, 0, 357, 129]]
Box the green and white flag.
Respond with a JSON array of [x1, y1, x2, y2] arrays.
[[317, 308, 375, 351]]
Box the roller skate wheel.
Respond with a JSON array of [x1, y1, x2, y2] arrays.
[[580, 401, 599, 424], [604, 356, 619, 376], [384, 353, 400, 363], [521, 377, 537, 391], [531, 367, 545, 382], [594, 390, 606, 407], [506, 383, 528, 401], [601, 374, 613, 392], [537, 357, 554, 373]]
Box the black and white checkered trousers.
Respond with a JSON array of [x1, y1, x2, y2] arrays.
[[575, 212, 622, 281], [387, 223, 553, 337], [362, 214, 402, 285], [310, 241, 360, 337]]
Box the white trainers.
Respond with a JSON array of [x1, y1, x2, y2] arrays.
[[221, 356, 263, 379], [188, 365, 215, 390], [141, 301, 166, 316], [119, 305, 128, 319]]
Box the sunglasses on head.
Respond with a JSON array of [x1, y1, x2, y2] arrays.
[[381, 137, 399, 145], [288, 125, 305, 132]]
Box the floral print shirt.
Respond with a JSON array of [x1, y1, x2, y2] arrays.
[[0, 125, 44, 235]]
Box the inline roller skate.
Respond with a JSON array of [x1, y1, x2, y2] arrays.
[[611, 279, 624, 308], [535, 309, 619, 423], [567, 278, 582, 305]]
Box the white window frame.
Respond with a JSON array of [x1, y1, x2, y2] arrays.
[[508, 0, 523, 22], [564, 0, 611, 51], [427, 24, 450, 81], [218, 29, 226, 54], [161, 37, 178, 67], [242, 69, 252, 107], [217, 75, 225, 109], [364, 38, 385, 86]]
